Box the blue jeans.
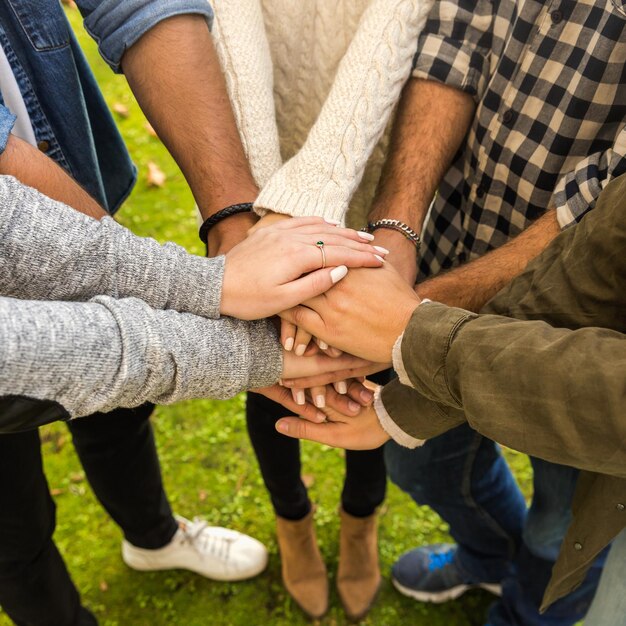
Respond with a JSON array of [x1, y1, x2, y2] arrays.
[[385, 424, 604, 626], [585, 529, 626, 626]]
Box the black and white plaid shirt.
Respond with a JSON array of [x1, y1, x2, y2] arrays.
[[414, 0, 626, 278]]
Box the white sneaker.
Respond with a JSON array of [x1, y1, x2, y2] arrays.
[[122, 515, 268, 581]]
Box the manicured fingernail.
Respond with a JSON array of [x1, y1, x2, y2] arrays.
[[358, 232, 375, 241], [316, 411, 326, 422], [284, 337, 294, 351], [330, 266, 348, 284], [315, 395, 326, 408], [374, 255, 385, 263], [360, 389, 374, 403], [374, 246, 390, 254], [338, 381, 348, 394], [296, 390, 305, 405], [324, 218, 341, 225], [318, 339, 329, 350], [348, 401, 361, 412], [276, 420, 289, 433], [295, 344, 306, 356]]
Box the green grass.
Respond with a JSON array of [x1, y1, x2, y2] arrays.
[[0, 9, 534, 626]]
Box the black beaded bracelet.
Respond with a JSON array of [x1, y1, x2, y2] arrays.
[[363, 219, 421, 248], [199, 202, 254, 244]]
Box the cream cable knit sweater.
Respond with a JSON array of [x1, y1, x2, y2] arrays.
[[211, 0, 433, 226]]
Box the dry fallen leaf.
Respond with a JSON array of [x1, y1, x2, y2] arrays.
[[147, 161, 166, 187], [70, 472, 84, 483], [198, 490, 208, 502], [51, 488, 65, 497], [302, 474, 315, 488], [99, 580, 109, 593], [144, 122, 158, 138], [112, 103, 129, 119]]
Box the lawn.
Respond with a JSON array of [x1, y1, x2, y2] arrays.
[[0, 8, 534, 626]]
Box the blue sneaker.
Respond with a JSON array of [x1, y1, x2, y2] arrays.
[[391, 543, 502, 603]]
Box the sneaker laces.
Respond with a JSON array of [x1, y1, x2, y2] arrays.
[[180, 518, 237, 564], [428, 549, 455, 572]]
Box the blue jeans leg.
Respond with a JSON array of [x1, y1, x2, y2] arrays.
[[584, 528, 626, 626], [487, 458, 605, 626], [385, 423, 526, 583]]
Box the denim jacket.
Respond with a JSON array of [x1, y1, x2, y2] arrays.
[[0, 0, 213, 213]]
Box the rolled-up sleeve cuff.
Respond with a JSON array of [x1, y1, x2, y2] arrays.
[[0, 106, 16, 154], [374, 386, 424, 449], [413, 35, 491, 100], [553, 167, 603, 230], [82, 0, 214, 73]]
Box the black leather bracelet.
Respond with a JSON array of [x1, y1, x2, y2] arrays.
[[199, 202, 254, 244], [363, 219, 421, 248]]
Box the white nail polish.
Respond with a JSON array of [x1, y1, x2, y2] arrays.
[[324, 218, 341, 225], [296, 390, 305, 405], [315, 395, 326, 408], [358, 231, 375, 241], [374, 245, 390, 254], [284, 337, 294, 351], [330, 266, 348, 284], [295, 344, 306, 356], [374, 255, 385, 263], [338, 381, 348, 394], [318, 339, 329, 350]]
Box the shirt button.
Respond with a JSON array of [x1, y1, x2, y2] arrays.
[[502, 109, 515, 126], [551, 10, 563, 24], [37, 140, 50, 153], [574, 542, 583, 551], [476, 186, 485, 198], [617, 503, 625, 511]]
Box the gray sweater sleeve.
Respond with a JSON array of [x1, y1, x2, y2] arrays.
[[0, 295, 282, 418], [0, 175, 223, 318]]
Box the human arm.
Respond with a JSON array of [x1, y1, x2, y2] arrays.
[[0, 107, 105, 218], [0, 176, 384, 318], [75, 1, 259, 254]]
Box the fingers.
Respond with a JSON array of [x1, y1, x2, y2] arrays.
[[325, 386, 362, 415], [253, 385, 326, 423], [279, 306, 325, 340], [290, 386, 306, 406], [276, 266, 347, 312], [275, 417, 343, 446], [293, 327, 313, 357], [346, 379, 375, 406], [281, 319, 297, 352], [281, 363, 387, 389], [310, 385, 327, 409]]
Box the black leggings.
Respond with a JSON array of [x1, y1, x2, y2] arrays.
[[246, 372, 390, 520]]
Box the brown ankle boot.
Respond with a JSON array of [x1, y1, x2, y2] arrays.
[[276, 511, 328, 619], [337, 508, 381, 621]]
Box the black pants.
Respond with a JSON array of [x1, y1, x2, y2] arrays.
[[0, 404, 177, 626], [246, 371, 390, 521]]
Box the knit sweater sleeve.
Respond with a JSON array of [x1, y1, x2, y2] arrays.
[[0, 176, 223, 318], [210, 0, 283, 188], [254, 0, 434, 223], [0, 295, 282, 419]]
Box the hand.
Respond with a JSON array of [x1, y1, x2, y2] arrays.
[[220, 217, 387, 319], [207, 212, 258, 257], [282, 350, 373, 382], [281, 362, 388, 390], [275, 401, 391, 450], [280, 264, 421, 363], [248, 210, 291, 234], [367, 227, 419, 286]]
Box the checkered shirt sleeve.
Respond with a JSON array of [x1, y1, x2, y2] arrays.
[[412, 0, 494, 100], [554, 126, 626, 229]]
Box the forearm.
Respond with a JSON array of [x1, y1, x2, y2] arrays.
[[0, 135, 106, 218], [0, 176, 223, 316], [417, 209, 561, 311], [121, 15, 257, 222], [383, 303, 626, 477], [367, 78, 475, 281], [0, 295, 281, 423]]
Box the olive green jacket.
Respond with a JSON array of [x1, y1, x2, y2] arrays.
[[378, 173, 626, 611]]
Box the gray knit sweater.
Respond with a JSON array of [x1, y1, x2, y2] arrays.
[[0, 176, 282, 418]]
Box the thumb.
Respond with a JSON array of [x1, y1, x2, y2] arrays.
[[275, 417, 337, 446]]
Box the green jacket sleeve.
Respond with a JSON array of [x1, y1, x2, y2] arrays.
[[380, 302, 626, 478]]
